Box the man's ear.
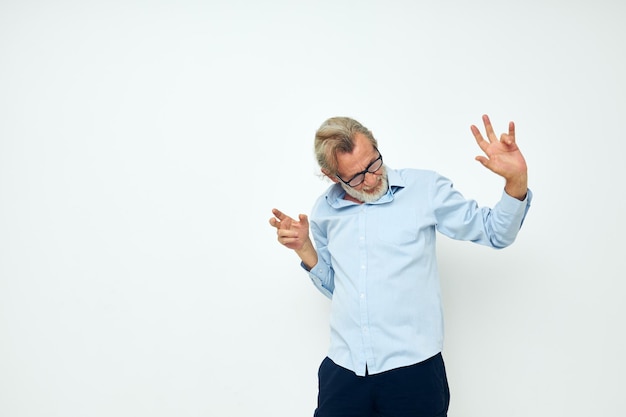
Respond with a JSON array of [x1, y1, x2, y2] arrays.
[[321, 169, 339, 183]]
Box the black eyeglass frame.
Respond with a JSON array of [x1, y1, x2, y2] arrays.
[[335, 148, 383, 188]]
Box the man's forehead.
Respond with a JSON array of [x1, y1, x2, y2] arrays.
[[342, 133, 375, 156], [336, 137, 377, 176]]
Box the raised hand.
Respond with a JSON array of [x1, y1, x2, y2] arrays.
[[269, 208, 311, 250], [269, 208, 318, 268], [471, 114, 528, 200]]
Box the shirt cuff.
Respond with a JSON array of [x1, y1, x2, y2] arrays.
[[303, 262, 333, 299], [500, 188, 532, 213]]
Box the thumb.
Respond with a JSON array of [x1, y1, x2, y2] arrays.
[[475, 156, 489, 167], [298, 214, 309, 227]]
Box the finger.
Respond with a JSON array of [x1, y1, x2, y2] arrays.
[[498, 121, 516, 146], [475, 155, 492, 170], [471, 124, 489, 153], [272, 208, 287, 220], [281, 216, 292, 230], [270, 210, 293, 230], [470, 124, 482, 140], [475, 155, 489, 165], [278, 229, 298, 240], [482, 114, 497, 142], [298, 214, 309, 228], [280, 237, 302, 250], [506, 121, 516, 144]]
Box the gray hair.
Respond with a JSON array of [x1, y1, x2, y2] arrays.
[[314, 117, 378, 176]]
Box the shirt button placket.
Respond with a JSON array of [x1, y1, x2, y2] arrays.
[[358, 206, 373, 369]]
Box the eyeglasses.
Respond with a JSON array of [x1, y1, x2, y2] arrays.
[[336, 148, 383, 187]]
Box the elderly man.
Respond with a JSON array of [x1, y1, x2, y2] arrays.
[[270, 115, 531, 417]]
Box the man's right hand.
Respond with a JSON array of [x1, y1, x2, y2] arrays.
[[269, 208, 311, 251], [269, 208, 318, 269]]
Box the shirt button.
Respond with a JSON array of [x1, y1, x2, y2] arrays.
[[360, 293, 365, 299], [362, 327, 368, 333]]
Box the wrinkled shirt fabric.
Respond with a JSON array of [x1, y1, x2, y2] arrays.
[[306, 168, 532, 376]]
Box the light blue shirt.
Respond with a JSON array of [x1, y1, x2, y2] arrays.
[[306, 168, 532, 376]]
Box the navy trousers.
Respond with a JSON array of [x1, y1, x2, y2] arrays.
[[314, 353, 450, 417]]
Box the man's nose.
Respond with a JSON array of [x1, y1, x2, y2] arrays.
[[363, 172, 379, 187]]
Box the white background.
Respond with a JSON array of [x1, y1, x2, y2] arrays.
[[1, 1, 625, 416]]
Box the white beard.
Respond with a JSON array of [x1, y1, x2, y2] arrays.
[[340, 168, 389, 203]]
